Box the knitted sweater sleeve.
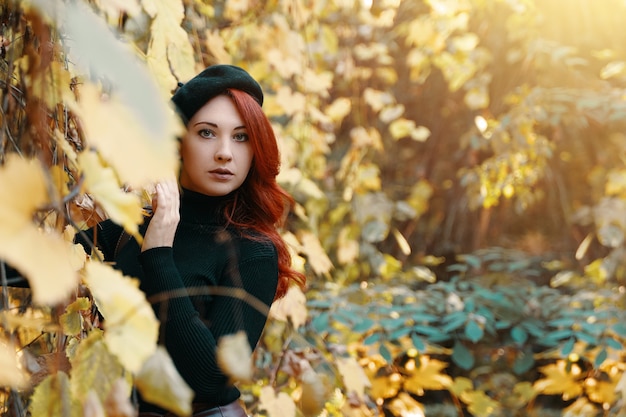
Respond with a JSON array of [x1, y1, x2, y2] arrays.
[[138, 244, 278, 403]]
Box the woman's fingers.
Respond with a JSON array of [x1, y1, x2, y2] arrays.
[[142, 178, 180, 251]]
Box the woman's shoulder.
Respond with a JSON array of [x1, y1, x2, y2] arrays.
[[231, 230, 277, 259]]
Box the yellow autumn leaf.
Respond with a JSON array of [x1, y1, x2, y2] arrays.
[[616, 372, 626, 401], [29, 372, 79, 417], [363, 88, 394, 113], [269, 286, 308, 329], [60, 297, 91, 336], [299, 360, 329, 417], [70, 84, 180, 188], [298, 230, 333, 276], [83, 390, 106, 417], [533, 361, 583, 400], [336, 227, 359, 265], [380, 104, 405, 124], [389, 118, 415, 140], [461, 390, 500, 417], [386, 392, 425, 417], [0, 156, 79, 305], [267, 49, 301, 78], [325, 97, 352, 123], [34, 0, 181, 162], [135, 346, 194, 417], [205, 29, 232, 64], [370, 373, 402, 400], [299, 68, 333, 96], [337, 357, 371, 400], [104, 378, 136, 417], [224, 0, 249, 20], [78, 151, 144, 239], [276, 86, 307, 116], [404, 356, 453, 394], [465, 87, 490, 110], [83, 261, 159, 373], [143, 0, 196, 92], [69, 331, 126, 405], [259, 386, 296, 417], [0, 342, 28, 388], [217, 331, 253, 382], [411, 125, 431, 142], [585, 378, 617, 405]]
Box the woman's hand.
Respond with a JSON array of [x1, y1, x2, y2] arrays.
[[142, 178, 180, 252]]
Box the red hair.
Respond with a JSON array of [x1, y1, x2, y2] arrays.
[[220, 89, 306, 299]]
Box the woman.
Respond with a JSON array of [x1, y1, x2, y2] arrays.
[[81, 65, 306, 416]]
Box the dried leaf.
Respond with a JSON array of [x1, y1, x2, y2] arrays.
[[135, 346, 193, 416], [325, 97, 352, 123], [60, 297, 91, 336], [269, 286, 308, 329], [404, 356, 453, 394], [72, 85, 180, 188], [144, 0, 197, 91], [104, 378, 136, 417], [299, 361, 328, 417], [83, 262, 159, 373], [83, 391, 106, 417], [259, 386, 296, 417], [29, 372, 79, 417], [0, 342, 28, 388], [78, 151, 143, 239], [533, 361, 583, 400], [0, 156, 79, 305], [337, 357, 371, 400], [298, 231, 333, 275], [69, 331, 126, 405], [217, 331, 253, 382]]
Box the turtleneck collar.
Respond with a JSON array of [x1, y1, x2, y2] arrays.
[[179, 187, 234, 225]]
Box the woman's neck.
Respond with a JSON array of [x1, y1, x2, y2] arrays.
[[179, 188, 234, 225]]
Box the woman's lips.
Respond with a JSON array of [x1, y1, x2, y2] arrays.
[[209, 168, 233, 180]]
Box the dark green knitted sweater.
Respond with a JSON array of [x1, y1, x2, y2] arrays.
[[78, 188, 279, 412]]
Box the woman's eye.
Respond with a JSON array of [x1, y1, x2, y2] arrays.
[[198, 129, 215, 138], [233, 133, 249, 142]]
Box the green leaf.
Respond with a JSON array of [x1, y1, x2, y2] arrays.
[[511, 326, 529, 345], [441, 312, 467, 333], [379, 343, 392, 363], [390, 327, 412, 341], [353, 318, 376, 333], [412, 325, 449, 340], [560, 337, 575, 356], [464, 320, 484, 343], [594, 348, 607, 368], [513, 350, 535, 375], [411, 333, 426, 351], [603, 336, 623, 350], [613, 322, 626, 337], [311, 312, 329, 333], [363, 333, 381, 345], [575, 331, 598, 345], [542, 329, 574, 346], [451, 340, 474, 370]]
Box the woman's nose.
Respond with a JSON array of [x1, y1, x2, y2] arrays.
[[215, 139, 233, 161]]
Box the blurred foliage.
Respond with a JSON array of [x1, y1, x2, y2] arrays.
[[0, 0, 626, 416]]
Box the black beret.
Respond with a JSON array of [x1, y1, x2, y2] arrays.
[[171, 64, 264, 123]]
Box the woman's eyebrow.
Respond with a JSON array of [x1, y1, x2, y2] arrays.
[[192, 121, 247, 130]]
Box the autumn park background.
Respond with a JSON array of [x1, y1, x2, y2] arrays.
[[1, 0, 626, 416]]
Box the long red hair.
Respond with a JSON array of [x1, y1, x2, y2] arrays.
[[220, 89, 305, 299]]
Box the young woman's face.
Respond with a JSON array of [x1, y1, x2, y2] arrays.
[[179, 94, 253, 196]]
